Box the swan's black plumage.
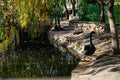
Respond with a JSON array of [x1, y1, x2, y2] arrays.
[[83, 31, 96, 56]]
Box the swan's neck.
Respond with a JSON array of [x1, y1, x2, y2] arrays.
[[90, 34, 93, 45]]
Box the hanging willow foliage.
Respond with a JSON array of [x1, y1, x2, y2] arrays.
[[0, 0, 65, 39]]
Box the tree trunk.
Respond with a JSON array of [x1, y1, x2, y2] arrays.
[[106, 0, 119, 54], [71, 0, 76, 16], [64, 0, 69, 19], [55, 17, 57, 27], [72, 3, 76, 16], [100, 2, 105, 22], [54, 13, 61, 30], [97, 0, 105, 22], [57, 13, 60, 27]]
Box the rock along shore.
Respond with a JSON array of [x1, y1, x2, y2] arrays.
[[49, 21, 120, 80]]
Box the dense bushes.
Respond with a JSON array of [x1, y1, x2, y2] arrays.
[[77, 3, 120, 23]]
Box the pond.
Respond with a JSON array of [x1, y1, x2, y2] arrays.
[[0, 45, 79, 78]]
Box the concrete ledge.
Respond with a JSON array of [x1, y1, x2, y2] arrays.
[[71, 55, 120, 80]]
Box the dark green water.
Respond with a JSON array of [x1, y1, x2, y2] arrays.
[[0, 47, 79, 78]]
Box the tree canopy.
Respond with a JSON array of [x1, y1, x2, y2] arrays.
[[0, 0, 120, 54]]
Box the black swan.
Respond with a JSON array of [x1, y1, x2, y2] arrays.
[[83, 31, 96, 56]]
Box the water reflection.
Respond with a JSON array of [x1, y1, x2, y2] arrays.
[[0, 48, 79, 78]]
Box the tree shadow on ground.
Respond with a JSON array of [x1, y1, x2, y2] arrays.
[[81, 54, 120, 75], [110, 66, 120, 73]]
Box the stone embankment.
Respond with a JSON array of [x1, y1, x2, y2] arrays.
[[49, 20, 120, 80], [49, 21, 113, 59]]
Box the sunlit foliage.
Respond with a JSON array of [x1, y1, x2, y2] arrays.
[[0, 0, 119, 39], [0, 0, 52, 39]]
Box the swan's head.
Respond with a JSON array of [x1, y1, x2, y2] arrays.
[[90, 31, 96, 37], [91, 31, 96, 34]]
